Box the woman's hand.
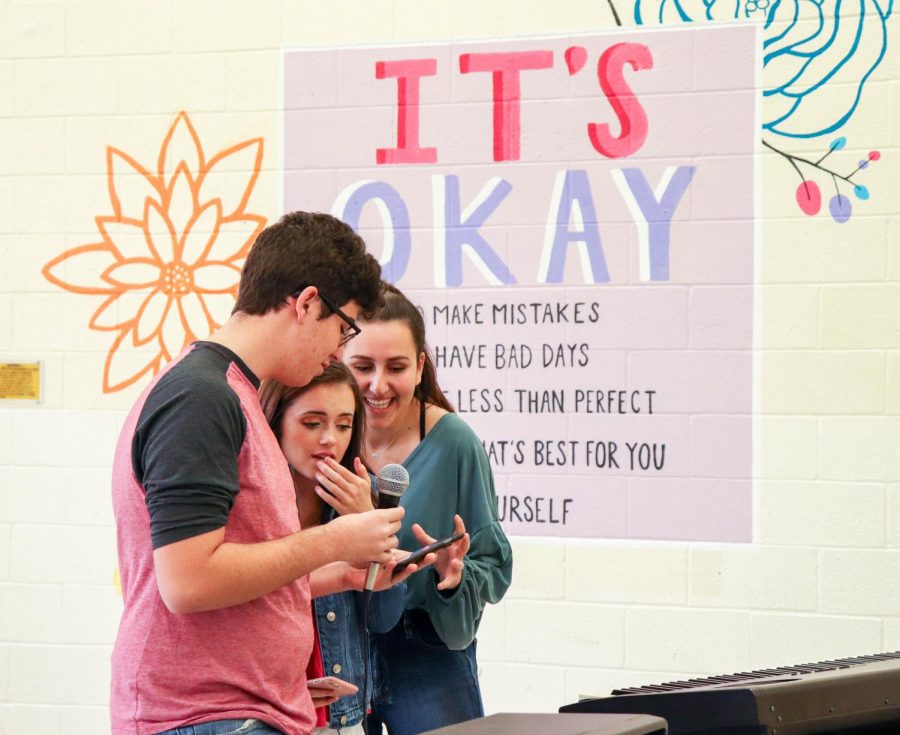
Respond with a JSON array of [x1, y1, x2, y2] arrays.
[[307, 676, 358, 707], [307, 684, 340, 708], [315, 456, 375, 515], [343, 552, 436, 591], [412, 515, 469, 591]]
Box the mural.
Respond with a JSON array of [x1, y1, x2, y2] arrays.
[[284, 27, 757, 541], [40, 8, 889, 397], [632, 0, 891, 221], [42, 112, 266, 392]]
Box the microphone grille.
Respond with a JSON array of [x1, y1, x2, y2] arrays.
[[376, 463, 409, 497]]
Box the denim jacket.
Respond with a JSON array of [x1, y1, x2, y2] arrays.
[[314, 583, 406, 729]]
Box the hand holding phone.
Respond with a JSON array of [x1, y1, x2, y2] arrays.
[[410, 515, 469, 591], [394, 532, 465, 573]]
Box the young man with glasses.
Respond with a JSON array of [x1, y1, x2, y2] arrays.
[[111, 212, 419, 735]]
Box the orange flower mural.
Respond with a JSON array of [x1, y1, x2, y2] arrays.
[[42, 112, 266, 393]]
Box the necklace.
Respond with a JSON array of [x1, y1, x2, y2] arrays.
[[370, 430, 403, 459], [370, 401, 421, 459]]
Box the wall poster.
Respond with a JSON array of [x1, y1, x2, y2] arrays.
[[284, 26, 758, 542]]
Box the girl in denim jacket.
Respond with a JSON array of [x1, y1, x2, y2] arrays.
[[260, 363, 409, 735]]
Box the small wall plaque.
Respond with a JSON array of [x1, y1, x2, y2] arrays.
[[0, 362, 41, 401]]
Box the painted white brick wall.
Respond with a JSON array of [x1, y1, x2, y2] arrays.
[[0, 584, 62, 643], [757, 417, 819, 479], [10, 524, 117, 586], [16, 57, 119, 117], [820, 417, 900, 482], [625, 608, 752, 673], [762, 217, 888, 284], [689, 547, 818, 611], [566, 544, 688, 605], [760, 285, 819, 349], [505, 601, 625, 667], [0, 524, 10, 580], [480, 662, 568, 714], [1, 2, 898, 732], [750, 614, 884, 667], [819, 549, 900, 616], [118, 56, 227, 114], [890, 354, 900, 413], [0, 3, 65, 58], [0, 704, 61, 735], [0, 61, 14, 118], [0, 179, 14, 235], [8, 644, 111, 705], [762, 352, 886, 414], [11, 410, 117, 468], [759, 481, 886, 547], [474, 600, 507, 662], [0, 118, 65, 176], [0, 412, 12, 466], [61, 585, 122, 644], [887, 618, 900, 648], [65, 1, 174, 57], [889, 485, 900, 547], [0, 646, 9, 705], [505, 540, 566, 600], [59, 706, 111, 734]]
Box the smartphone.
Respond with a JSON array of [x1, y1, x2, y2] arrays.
[[394, 532, 465, 573], [307, 676, 358, 697]]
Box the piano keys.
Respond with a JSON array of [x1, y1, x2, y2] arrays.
[[561, 651, 900, 735]]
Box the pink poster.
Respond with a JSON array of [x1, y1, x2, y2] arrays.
[[283, 26, 758, 541]]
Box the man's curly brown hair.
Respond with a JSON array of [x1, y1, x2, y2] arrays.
[[233, 211, 382, 318]]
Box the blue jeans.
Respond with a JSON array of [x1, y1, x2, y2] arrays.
[[156, 719, 284, 735], [369, 610, 483, 735]]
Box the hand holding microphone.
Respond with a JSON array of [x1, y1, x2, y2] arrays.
[[325, 464, 406, 571], [364, 463, 410, 591]]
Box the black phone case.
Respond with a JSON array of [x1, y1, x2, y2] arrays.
[[394, 532, 465, 571]]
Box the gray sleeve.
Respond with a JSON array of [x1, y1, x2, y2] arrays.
[[132, 369, 246, 549]]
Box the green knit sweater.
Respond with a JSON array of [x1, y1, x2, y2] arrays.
[[398, 413, 513, 650]]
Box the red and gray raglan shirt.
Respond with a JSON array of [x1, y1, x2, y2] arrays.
[[110, 342, 315, 735]]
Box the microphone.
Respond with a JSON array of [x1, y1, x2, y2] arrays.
[[364, 463, 410, 591]]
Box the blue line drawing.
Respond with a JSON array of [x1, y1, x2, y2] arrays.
[[634, 0, 893, 139]]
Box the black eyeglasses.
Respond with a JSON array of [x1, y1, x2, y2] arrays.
[[292, 288, 361, 347]]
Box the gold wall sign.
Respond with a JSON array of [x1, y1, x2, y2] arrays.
[[0, 363, 41, 401]]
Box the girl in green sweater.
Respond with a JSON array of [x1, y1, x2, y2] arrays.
[[344, 284, 513, 735]]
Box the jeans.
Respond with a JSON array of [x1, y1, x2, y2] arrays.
[[156, 719, 284, 735], [368, 611, 483, 735]]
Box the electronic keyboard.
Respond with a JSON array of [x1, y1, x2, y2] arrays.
[[560, 651, 900, 734]]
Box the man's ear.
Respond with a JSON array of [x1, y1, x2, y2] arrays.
[[292, 286, 319, 323]]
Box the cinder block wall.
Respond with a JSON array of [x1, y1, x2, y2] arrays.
[[1, 1, 898, 732]]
